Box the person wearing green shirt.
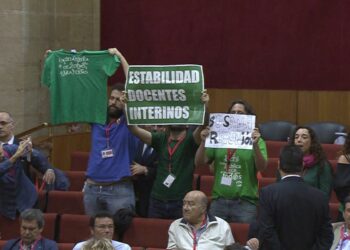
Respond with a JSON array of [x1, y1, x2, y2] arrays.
[[195, 99, 267, 223], [125, 92, 209, 219]]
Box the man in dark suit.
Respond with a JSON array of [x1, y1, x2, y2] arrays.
[[131, 125, 159, 217], [258, 145, 334, 250]]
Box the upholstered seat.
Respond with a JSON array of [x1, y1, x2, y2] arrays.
[[259, 121, 296, 141], [304, 122, 346, 144]]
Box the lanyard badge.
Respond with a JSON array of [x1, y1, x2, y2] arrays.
[[101, 122, 115, 158]]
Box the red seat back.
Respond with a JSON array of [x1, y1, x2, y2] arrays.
[[199, 175, 214, 198], [258, 177, 276, 190], [47, 191, 85, 214], [266, 141, 287, 158], [260, 158, 279, 177], [194, 165, 213, 176], [58, 214, 91, 243], [70, 151, 90, 171], [230, 223, 250, 245], [322, 144, 342, 160], [64, 171, 86, 191], [58, 243, 76, 250], [123, 217, 172, 248]]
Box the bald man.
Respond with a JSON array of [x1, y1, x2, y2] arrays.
[[167, 191, 234, 250]]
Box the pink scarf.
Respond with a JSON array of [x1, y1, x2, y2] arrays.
[[303, 154, 317, 168]]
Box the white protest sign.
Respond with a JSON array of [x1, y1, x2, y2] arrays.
[[205, 113, 256, 149]]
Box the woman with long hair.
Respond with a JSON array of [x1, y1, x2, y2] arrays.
[[289, 126, 333, 197]]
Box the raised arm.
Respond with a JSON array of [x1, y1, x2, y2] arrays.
[[108, 48, 129, 78], [192, 90, 210, 145], [252, 128, 267, 171], [195, 127, 211, 167]]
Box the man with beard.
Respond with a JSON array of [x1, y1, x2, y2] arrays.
[[83, 49, 139, 216], [125, 93, 209, 219]]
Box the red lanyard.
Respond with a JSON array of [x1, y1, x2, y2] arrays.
[[191, 216, 207, 250], [340, 225, 350, 250], [167, 134, 185, 173], [105, 121, 115, 148], [20, 237, 41, 250], [226, 148, 237, 172]]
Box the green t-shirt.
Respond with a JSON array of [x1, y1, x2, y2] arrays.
[[41, 50, 120, 125], [150, 130, 199, 201], [206, 138, 267, 204]]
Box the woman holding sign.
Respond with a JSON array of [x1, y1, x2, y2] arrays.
[[195, 99, 267, 223]]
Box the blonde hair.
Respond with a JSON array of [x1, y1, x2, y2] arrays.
[[81, 238, 114, 250]]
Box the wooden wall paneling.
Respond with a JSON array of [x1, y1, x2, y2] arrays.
[[297, 91, 350, 129], [207, 88, 298, 124], [51, 132, 91, 170]]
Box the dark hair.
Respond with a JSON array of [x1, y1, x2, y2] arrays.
[[289, 126, 327, 163], [89, 212, 114, 228], [20, 209, 45, 229], [227, 99, 255, 115], [279, 145, 304, 173], [113, 208, 134, 240], [110, 83, 125, 92]]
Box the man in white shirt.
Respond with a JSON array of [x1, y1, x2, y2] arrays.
[[167, 190, 234, 250], [331, 196, 350, 250], [73, 212, 131, 250]]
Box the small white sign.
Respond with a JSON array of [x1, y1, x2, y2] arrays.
[[205, 113, 256, 149]]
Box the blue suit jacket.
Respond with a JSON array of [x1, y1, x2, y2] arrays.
[[3, 237, 58, 250], [0, 145, 52, 219]]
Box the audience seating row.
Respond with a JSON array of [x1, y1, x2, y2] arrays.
[[36, 173, 200, 215], [37, 171, 341, 218], [70, 141, 343, 172], [0, 215, 249, 250]]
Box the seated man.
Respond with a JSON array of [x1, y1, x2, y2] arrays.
[[332, 195, 350, 250], [3, 208, 58, 250], [167, 190, 234, 250], [73, 212, 131, 250], [0, 138, 55, 219]]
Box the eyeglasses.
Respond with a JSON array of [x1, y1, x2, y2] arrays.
[[94, 224, 114, 230], [0, 121, 12, 126]]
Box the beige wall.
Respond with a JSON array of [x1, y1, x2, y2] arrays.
[[0, 0, 100, 133]]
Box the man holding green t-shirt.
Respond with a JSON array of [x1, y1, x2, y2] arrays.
[[41, 48, 121, 125], [195, 99, 267, 223]]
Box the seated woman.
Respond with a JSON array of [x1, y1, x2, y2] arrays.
[[288, 126, 333, 198], [334, 133, 350, 221]]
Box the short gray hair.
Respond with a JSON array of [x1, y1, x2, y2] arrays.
[[20, 209, 45, 229]]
